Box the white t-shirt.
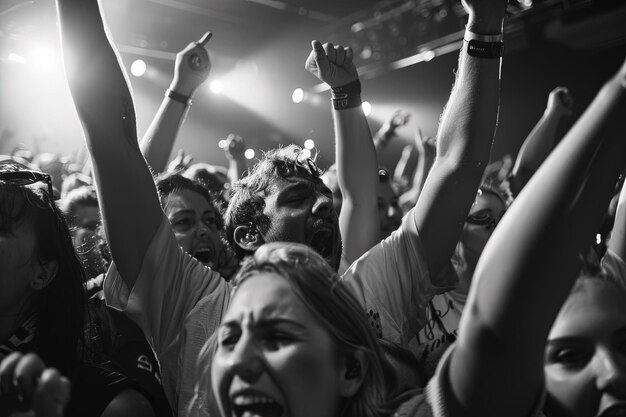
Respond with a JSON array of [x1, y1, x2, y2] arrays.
[[342, 209, 458, 347], [104, 214, 231, 415], [105, 207, 452, 414]]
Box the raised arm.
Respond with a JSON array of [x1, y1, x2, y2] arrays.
[[305, 40, 379, 264], [55, 0, 189, 286], [398, 128, 436, 213], [393, 145, 414, 195], [140, 34, 212, 173], [447, 57, 626, 417], [412, 0, 506, 278], [607, 175, 626, 262], [223, 134, 248, 183], [374, 110, 410, 155], [509, 86, 574, 195]]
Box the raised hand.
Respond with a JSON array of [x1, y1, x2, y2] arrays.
[[462, 0, 507, 33], [0, 353, 70, 417], [389, 110, 411, 130], [223, 134, 246, 161], [170, 31, 212, 97], [546, 86, 574, 116], [167, 149, 194, 173], [414, 128, 436, 153], [305, 40, 358, 88]]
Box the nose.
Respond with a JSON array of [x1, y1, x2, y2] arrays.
[[594, 347, 626, 394], [226, 334, 263, 383], [312, 192, 333, 218], [195, 224, 209, 240]]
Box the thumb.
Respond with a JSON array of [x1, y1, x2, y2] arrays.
[[311, 40, 329, 74]]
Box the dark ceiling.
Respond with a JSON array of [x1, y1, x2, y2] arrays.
[[2, 0, 626, 170]]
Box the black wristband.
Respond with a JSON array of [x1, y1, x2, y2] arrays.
[[465, 39, 504, 59], [331, 80, 362, 110], [165, 89, 192, 106]]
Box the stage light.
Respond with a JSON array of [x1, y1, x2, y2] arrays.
[[30, 48, 57, 71], [7, 53, 27, 64], [218, 139, 227, 148], [362, 101, 372, 116], [210, 80, 224, 94], [304, 139, 315, 150], [244, 149, 255, 159], [292, 88, 304, 104], [130, 59, 147, 77], [300, 149, 312, 160]]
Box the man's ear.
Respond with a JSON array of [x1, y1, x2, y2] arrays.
[[30, 259, 58, 291], [339, 349, 367, 398], [233, 225, 264, 252]]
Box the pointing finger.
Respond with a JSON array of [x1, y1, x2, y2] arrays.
[[195, 32, 213, 48]]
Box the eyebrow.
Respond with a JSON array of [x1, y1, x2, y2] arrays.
[[547, 326, 626, 345], [546, 336, 588, 346], [220, 316, 306, 330], [170, 209, 196, 217]]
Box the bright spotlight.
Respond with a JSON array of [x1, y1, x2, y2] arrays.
[[130, 59, 147, 77], [300, 149, 312, 160], [362, 101, 372, 116], [292, 88, 304, 104], [244, 149, 255, 160], [7, 53, 27, 64], [218, 139, 227, 149], [210, 80, 224, 94], [31, 48, 56, 71], [304, 139, 315, 150]]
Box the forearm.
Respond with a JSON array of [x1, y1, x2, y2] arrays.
[[335, 106, 380, 263], [451, 65, 626, 417], [510, 108, 564, 193], [412, 148, 434, 196], [56, 0, 163, 284], [607, 161, 626, 260], [228, 158, 247, 183], [393, 148, 412, 187], [373, 129, 394, 154], [414, 13, 503, 278], [140, 97, 190, 174]]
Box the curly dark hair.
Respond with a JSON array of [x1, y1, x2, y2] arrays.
[[223, 145, 324, 261]]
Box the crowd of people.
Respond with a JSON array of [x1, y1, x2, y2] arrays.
[[1, 0, 626, 416]]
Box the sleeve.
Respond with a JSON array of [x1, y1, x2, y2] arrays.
[[341, 209, 458, 346], [103, 214, 229, 406]]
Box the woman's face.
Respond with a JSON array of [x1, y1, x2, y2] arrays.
[[164, 189, 224, 269], [212, 272, 344, 417], [0, 208, 40, 312], [545, 279, 626, 417], [461, 190, 506, 256]]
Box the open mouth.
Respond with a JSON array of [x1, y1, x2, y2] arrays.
[[309, 227, 334, 260], [232, 395, 284, 417], [193, 248, 214, 266]]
